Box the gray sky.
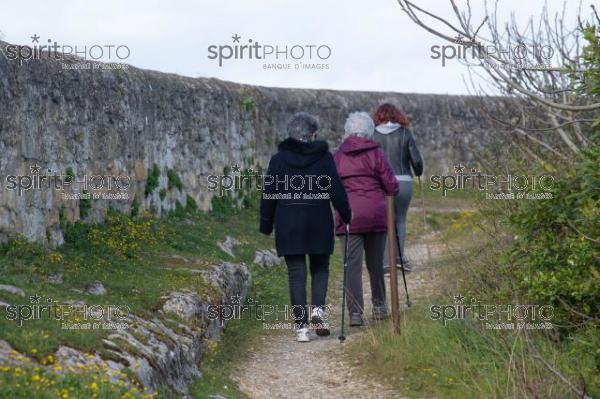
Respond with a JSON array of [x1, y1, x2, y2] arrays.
[[0, 0, 593, 94]]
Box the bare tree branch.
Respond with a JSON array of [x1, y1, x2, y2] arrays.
[[396, 0, 600, 159]]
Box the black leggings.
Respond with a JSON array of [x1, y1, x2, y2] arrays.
[[284, 254, 330, 328]]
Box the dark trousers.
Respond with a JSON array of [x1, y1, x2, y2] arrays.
[[284, 254, 330, 328], [342, 233, 387, 315]]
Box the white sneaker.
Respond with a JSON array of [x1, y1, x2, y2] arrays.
[[296, 327, 310, 342]]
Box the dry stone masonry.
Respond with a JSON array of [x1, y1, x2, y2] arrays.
[[0, 41, 516, 244]]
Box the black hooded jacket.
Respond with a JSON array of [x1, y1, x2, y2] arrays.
[[373, 124, 423, 177], [260, 138, 352, 256]]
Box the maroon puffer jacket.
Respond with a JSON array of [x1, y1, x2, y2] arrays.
[[334, 136, 399, 234]]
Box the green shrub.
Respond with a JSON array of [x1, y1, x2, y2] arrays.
[[62, 221, 92, 248], [508, 137, 600, 326], [577, 25, 600, 101], [167, 169, 183, 191], [185, 195, 198, 213], [79, 190, 92, 219], [0, 235, 45, 261], [211, 164, 262, 217], [64, 166, 74, 184], [508, 26, 600, 328], [58, 206, 66, 231], [145, 164, 160, 197], [87, 212, 165, 259], [130, 196, 140, 218], [159, 188, 167, 201], [211, 192, 239, 218], [242, 96, 256, 112], [169, 201, 186, 218]]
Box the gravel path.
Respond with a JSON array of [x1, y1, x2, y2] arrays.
[[232, 230, 443, 399]]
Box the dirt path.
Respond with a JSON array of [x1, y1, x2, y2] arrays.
[[232, 230, 443, 399]]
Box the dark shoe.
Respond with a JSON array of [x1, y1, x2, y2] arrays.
[[311, 307, 330, 336], [373, 304, 389, 320], [349, 313, 364, 326]]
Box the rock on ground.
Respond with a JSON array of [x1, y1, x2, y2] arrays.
[[217, 236, 242, 258], [0, 284, 25, 297], [86, 280, 107, 295], [253, 249, 282, 267], [48, 272, 64, 284], [0, 261, 251, 397]]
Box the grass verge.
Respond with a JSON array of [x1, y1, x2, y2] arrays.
[[0, 207, 278, 398]]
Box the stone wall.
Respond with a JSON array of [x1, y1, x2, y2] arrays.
[[0, 41, 516, 245]]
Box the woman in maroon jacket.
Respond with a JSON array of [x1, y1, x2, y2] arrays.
[[334, 112, 399, 326]]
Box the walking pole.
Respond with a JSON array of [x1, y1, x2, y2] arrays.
[[417, 176, 431, 259], [386, 196, 400, 335], [338, 224, 350, 343], [395, 228, 412, 307]]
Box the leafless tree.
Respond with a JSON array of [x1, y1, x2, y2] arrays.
[[395, 2, 599, 397], [397, 0, 599, 159]]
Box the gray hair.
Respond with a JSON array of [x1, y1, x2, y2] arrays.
[[287, 112, 320, 141], [344, 112, 374, 138]]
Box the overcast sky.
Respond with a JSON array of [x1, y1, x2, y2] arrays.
[[0, 0, 593, 94]]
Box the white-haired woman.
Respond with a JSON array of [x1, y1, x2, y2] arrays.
[[333, 112, 399, 326]]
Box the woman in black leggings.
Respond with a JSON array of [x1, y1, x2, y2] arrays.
[[260, 112, 351, 342]]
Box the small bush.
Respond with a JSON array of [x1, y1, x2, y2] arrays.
[[508, 27, 600, 329], [145, 164, 160, 197], [64, 167, 74, 184], [130, 196, 140, 218], [169, 201, 186, 218], [79, 190, 92, 219], [211, 192, 239, 218], [0, 235, 45, 260], [242, 96, 256, 112], [167, 169, 183, 191], [508, 141, 600, 327], [186, 195, 198, 213], [63, 221, 92, 248], [210, 163, 262, 217], [87, 212, 165, 259]]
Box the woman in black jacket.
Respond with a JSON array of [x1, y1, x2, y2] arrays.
[[260, 112, 352, 342], [372, 103, 424, 274]]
